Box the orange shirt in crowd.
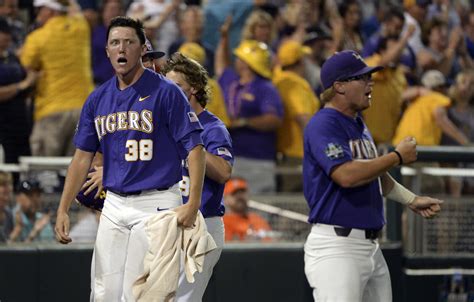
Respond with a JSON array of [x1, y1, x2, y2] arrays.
[[223, 213, 271, 241]]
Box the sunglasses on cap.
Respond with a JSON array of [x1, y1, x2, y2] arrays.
[[340, 73, 372, 83]]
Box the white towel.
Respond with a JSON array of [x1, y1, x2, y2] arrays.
[[132, 211, 216, 302]]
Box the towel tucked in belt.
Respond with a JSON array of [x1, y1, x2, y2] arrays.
[[132, 211, 217, 302]]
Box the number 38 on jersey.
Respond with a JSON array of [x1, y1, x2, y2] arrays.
[[125, 139, 153, 161]]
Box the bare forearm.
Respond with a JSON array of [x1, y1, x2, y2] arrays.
[[380, 173, 396, 195], [331, 153, 400, 188], [247, 114, 282, 131], [434, 108, 469, 145], [215, 35, 231, 78], [57, 150, 94, 213], [205, 153, 231, 184], [187, 145, 206, 209], [0, 83, 20, 102]]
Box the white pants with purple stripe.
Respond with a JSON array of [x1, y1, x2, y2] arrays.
[[176, 216, 225, 302], [90, 184, 182, 302], [304, 224, 392, 302]]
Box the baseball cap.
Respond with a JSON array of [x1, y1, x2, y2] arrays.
[[143, 39, 165, 60], [17, 180, 41, 195], [33, 0, 68, 11], [178, 42, 206, 65], [277, 40, 312, 67], [304, 27, 332, 45], [233, 40, 272, 79], [320, 50, 383, 90], [421, 69, 446, 89], [224, 178, 248, 196]]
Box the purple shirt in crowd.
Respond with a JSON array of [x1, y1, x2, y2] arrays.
[[181, 110, 234, 218], [91, 25, 115, 85], [303, 108, 385, 230], [218, 68, 283, 160], [74, 69, 203, 194]]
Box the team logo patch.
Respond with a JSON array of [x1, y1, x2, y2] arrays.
[[188, 112, 199, 122], [217, 147, 232, 158], [325, 143, 344, 160], [242, 93, 255, 101]]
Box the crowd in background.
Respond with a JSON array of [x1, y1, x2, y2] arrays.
[[1, 0, 474, 243]]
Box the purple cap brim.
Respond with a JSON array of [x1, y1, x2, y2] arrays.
[[144, 51, 165, 59], [338, 65, 383, 81]]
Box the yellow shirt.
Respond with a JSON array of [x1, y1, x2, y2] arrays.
[[363, 54, 407, 144], [273, 70, 319, 158], [20, 15, 94, 121], [206, 78, 230, 127], [393, 92, 451, 146]]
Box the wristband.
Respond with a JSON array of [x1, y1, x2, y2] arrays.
[[392, 150, 403, 165], [386, 180, 416, 205]]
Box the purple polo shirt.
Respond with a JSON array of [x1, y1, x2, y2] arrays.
[[74, 69, 203, 194], [218, 68, 283, 160], [303, 108, 385, 230]]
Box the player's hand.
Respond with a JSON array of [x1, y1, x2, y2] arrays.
[[395, 136, 417, 164], [82, 166, 104, 199], [173, 203, 198, 228], [54, 211, 72, 244], [408, 196, 443, 219]]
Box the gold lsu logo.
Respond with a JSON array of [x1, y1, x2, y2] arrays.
[[351, 52, 365, 63]]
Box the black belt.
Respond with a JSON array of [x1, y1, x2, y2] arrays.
[[109, 187, 169, 197], [334, 227, 381, 240]]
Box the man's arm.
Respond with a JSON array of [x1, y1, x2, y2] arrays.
[[174, 145, 205, 227], [205, 153, 232, 184], [433, 106, 469, 145], [330, 137, 417, 188], [231, 114, 282, 132], [55, 149, 94, 244], [381, 172, 443, 218]]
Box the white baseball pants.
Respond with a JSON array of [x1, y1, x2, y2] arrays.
[[304, 224, 392, 302], [176, 216, 225, 302], [90, 184, 182, 302]]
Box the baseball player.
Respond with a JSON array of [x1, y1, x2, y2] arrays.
[[162, 52, 233, 301], [54, 16, 206, 301], [303, 50, 443, 302]]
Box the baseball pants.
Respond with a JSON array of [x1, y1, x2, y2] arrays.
[[176, 216, 225, 301], [90, 184, 182, 302], [304, 224, 392, 302]]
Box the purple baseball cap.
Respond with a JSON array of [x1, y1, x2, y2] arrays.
[[144, 39, 165, 59], [320, 50, 383, 90]]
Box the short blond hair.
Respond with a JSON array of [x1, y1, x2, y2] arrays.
[[320, 87, 336, 104], [241, 10, 276, 44]]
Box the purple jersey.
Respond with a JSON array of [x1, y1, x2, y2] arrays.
[[218, 68, 283, 160], [74, 69, 203, 194], [180, 110, 234, 217], [303, 108, 385, 229]]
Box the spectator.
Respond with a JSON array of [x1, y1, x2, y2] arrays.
[[362, 5, 418, 84], [91, 0, 124, 85], [403, 0, 430, 54], [303, 26, 332, 92], [127, 0, 180, 54], [393, 69, 469, 147], [0, 172, 13, 243], [20, 0, 94, 156], [418, 18, 473, 83], [9, 180, 54, 242], [0, 0, 26, 51], [216, 17, 283, 193], [0, 17, 36, 169], [241, 9, 277, 49], [168, 5, 215, 76], [273, 40, 319, 192], [362, 29, 418, 145], [178, 41, 230, 126], [338, 0, 363, 53], [223, 177, 271, 241]]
